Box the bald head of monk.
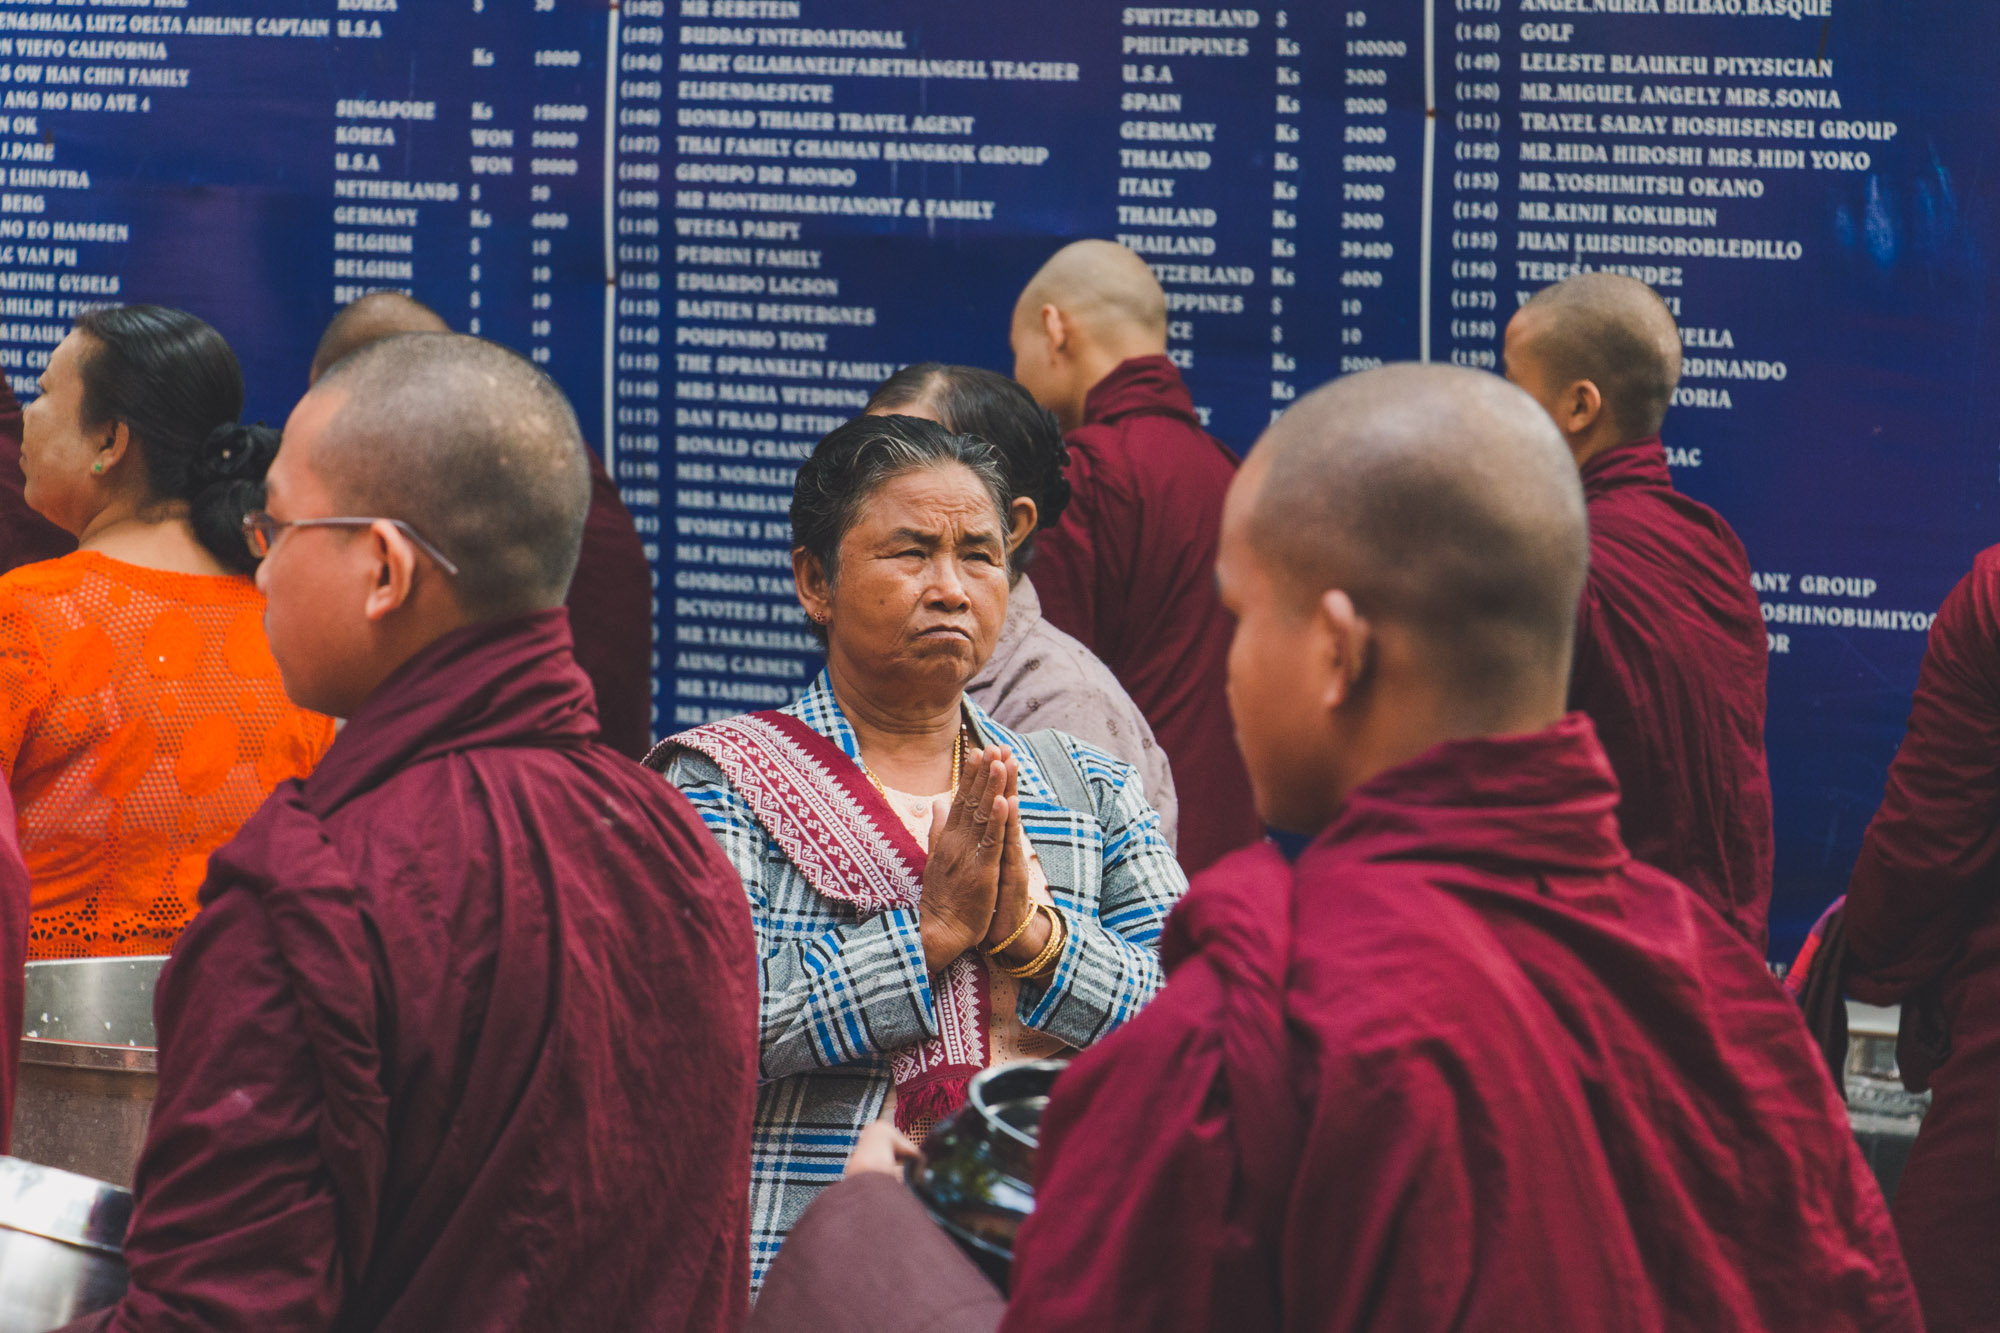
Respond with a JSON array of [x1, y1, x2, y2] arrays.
[[1502, 272, 1682, 468], [1010, 239, 1169, 429], [1217, 363, 1588, 833], [309, 290, 452, 385], [260, 332, 591, 717]]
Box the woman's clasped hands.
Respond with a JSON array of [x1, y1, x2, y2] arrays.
[[916, 745, 1041, 973]]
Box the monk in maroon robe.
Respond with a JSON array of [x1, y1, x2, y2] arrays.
[[754, 365, 1916, 1333], [0, 779, 28, 1144], [64, 333, 755, 1331], [0, 373, 75, 572], [310, 291, 656, 757], [1010, 240, 1256, 872], [1846, 544, 2000, 1331], [1505, 273, 1774, 948], [568, 450, 655, 757]]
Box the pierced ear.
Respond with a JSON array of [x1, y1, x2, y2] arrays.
[[1005, 497, 1038, 553], [792, 547, 833, 624], [96, 422, 130, 473]]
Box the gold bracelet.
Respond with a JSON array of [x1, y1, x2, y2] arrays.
[[1010, 907, 1065, 980], [1002, 903, 1067, 980], [992, 902, 1053, 972], [982, 903, 1040, 957]]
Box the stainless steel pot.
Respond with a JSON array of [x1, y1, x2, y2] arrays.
[[1845, 1001, 1929, 1204], [0, 1155, 129, 1330], [905, 1060, 1065, 1288], [13, 959, 165, 1190]]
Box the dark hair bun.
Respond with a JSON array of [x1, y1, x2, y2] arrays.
[[1028, 406, 1071, 531], [193, 421, 279, 487], [188, 422, 279, 575]]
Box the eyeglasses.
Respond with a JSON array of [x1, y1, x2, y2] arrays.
[[241, 511, 461, 576]]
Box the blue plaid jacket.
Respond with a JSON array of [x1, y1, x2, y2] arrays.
[[661, 672, 1185, 1290]]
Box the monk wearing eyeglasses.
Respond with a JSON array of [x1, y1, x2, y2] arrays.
[[60, 333, 758, 1332], [307, 291, 656, 761]]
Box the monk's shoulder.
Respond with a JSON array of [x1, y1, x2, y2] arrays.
[[1892, 546, 2000, 692], [1126, 414, 1239, 482], [1164, 842, 1290, 960], [1968, 542, 2000, 584], [320, 744, 741, 913], [1289, 859, 1552, 1051], [1064, 850, 1290, 1080], [1581, 489, 1760, 645], [1588, 482, 1745, 567], [1952, 544, 2000, 631], [1061, 422, 1134, 501]]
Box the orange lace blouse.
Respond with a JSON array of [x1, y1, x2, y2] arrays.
[[0, 551, 337, 958]]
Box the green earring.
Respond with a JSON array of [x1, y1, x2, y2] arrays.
[[91, 461, 103, 475]]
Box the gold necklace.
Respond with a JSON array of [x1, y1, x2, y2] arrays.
[[860, 729, 964, 803]]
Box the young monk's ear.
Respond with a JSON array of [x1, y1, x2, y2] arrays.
[[362, 520, 420, 623], [1564, 379, 1606, 437], [792, 547, 833, 625], [1040, 303, 1069, 356], [1317, 588, 1371, 713]]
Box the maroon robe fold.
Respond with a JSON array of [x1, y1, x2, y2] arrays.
[[0, 778, 28, 1146], [1002, 715, 1916, 1332], [0, 376, 74, 574], [568, 449, 654, 758], [1570, 435, 1773, 948], [1029, 355, 1257, 873], [73, 610, 756, 1333], [1846, 543, 2000, 1332]]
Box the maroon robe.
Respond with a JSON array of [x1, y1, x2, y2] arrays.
[[1846, 544, 2000, 1332], [0, 778, 28, 1146], [569, 449, 654, 758], [0, 376, 74, 574], [69, 610, 756, 1332], [1570, 435, 1774, 948], [1001, 715, 1915, 1332], [1030, 355, 1257, 873]]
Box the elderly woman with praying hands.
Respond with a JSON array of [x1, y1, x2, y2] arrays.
[[651, 412, 1185, 1292]]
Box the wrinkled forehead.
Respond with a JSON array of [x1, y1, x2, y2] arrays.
[[849, 462, 1005, 541]]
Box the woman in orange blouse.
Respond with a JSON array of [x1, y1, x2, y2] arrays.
[[1, 305, 335, 958]]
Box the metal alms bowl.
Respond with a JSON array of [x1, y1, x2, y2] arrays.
[[0, 1155, 130, 1330], [905, 1060, 1065, 1287], [14, 958, 167, 1191]]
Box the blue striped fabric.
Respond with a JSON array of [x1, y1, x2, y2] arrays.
[[662, 671, 1187, 1292]]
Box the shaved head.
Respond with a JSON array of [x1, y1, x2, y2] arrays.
[[311, 291, 451, 384], [1511, 273, 1681, 441], [1013, 239, 1167, 343], [1247, 363, 1588, 697], [308, 333, 590, 619], [1010, 239, 1171, 428]]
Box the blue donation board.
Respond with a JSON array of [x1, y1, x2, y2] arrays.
[[0, 0, 1990, 955]]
